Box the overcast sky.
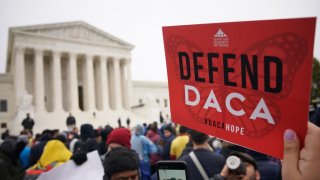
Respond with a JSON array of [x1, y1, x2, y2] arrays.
[[0, 0, 319, 82]]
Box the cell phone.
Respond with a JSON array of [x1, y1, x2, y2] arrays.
[[156, 160, 188, 180]]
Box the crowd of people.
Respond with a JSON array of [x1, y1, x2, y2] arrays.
[[0, 108, 320, 180]]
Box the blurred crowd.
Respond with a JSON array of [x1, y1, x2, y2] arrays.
[[0, 106, 319, 180]]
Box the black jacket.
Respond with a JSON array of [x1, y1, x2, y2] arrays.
[[0, 139, 25, 180], [22, 118, 34, 130]]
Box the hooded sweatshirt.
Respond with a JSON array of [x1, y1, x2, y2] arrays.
[[27, 140, 72, 175]]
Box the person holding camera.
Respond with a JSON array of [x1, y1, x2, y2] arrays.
[[211, 151, 260, 180], [179, 129, 225, 180]]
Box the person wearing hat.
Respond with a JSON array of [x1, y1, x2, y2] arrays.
[[106, 127, 131, 152], [212, 151, 260, 180], [73, 124, 99, 154], [103, 147, 140, 180]]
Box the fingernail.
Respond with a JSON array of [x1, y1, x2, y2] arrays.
[[284, 129, 295, 141]]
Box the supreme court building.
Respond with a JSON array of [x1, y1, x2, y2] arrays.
[[0, 21, 170, 134]]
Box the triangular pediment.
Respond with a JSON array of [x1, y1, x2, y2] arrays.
[[11, 21, 133, 48]]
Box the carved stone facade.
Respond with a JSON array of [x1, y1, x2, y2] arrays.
[[0, 21, 170, 135]]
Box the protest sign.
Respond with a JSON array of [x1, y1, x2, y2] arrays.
[[37, 150, 104, 180], [162, 17, 316, 158]]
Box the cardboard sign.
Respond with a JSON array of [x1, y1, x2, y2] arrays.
[[163, 18, 316, 159]]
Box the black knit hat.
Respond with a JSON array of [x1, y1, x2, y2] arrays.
[[80, 124, 94, 140], [103, 147, 140, 180]]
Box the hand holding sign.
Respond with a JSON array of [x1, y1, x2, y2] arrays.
[[163, 18, 316, 158], [282, 122, 320, 180]]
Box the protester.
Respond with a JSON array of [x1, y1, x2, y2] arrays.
[[146, 123, 161, 143], [73, 124, 99, 154], [29, 133, 52, 166], [1, 111, 320, 180], [68, 127, 80, 153], [170, 125, 189, 159], [106, 127, 131, 152], [103, 147, 140, 180], [131, 124, 157, 179], [17, 135, 31, 169], [282, 122, 320, 180], [98, 125, 113, 158], [212, 151, 261, 180], [247, 150, 281, 180], [179, 129, 225, 180], [146, 122, 162, 173], [0, 138, 26, 180], [26, 140, 72, 176], [161, 124, 175, 160]]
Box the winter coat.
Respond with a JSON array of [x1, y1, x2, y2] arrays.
[[0, 139, 26, 180]]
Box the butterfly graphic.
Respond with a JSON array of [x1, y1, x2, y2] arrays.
[[165, 32, 308, 138]]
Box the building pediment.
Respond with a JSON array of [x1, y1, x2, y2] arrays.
[[10, 21, 134, 49]]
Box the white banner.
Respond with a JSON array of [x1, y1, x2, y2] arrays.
[[37, 150, 104, 180]]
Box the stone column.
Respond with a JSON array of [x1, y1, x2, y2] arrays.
[[34, 48, 45, 111], [68, 52, 79, 111], [113, 58, 122, 110], [14, 46, 26, 105], [52, 50, 63, 112], [100, 57, 109, 111], [84, 54, 95, 111], [125, 59, 132, 110]]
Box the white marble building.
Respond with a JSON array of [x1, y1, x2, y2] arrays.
[[0, 21, 170, 135]]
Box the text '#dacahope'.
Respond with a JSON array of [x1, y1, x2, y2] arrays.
[[204, 118, 245, 135]]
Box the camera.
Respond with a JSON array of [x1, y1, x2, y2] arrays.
[[226, 155, 246, 175]]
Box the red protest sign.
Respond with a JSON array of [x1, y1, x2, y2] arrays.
[[162, 17, 316, 159]]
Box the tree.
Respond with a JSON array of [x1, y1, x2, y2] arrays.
[[311, 57, 320, 102]]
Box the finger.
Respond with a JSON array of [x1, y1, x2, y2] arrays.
[[306, 122, 320, 159], [307, 122, 320, 136], [282, 129, 300, 179]]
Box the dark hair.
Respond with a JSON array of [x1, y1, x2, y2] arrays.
[[103, 147, 140, 180], [163, 124, 173, 133], [190, 129, 209, 145], [101, 126, 113, 142], [229, 151, 258, 171], [55, 134, 68, 144], [94, 129, 100, 138], [179, 126, 188, 134]]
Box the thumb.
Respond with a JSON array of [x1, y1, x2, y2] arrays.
[[282, 129, 300, 179]]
